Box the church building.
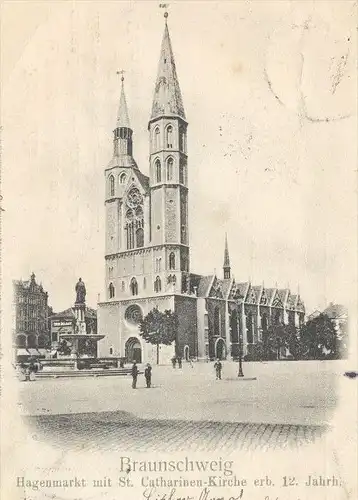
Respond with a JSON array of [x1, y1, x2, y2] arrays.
[[98, 15, 305, 363]]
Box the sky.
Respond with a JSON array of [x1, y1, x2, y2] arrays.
[[1, 1, 357, 316]]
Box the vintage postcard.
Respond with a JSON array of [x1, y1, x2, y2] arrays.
[[1, 1, 357, 499]]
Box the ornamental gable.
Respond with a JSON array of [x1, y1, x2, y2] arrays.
[[252, 286, 262, 303], [209, 276, 224, 299], [228, 280, 244, 301], [278, 288, 289, 308], [288, 294, 298, 310], [236, 282, 250, 302], [246, 284, 258, 305], [260, 288, 269, 305], [271, 289, 284, 308]]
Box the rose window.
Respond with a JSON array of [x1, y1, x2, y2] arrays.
[[125, 305, 143, 325]]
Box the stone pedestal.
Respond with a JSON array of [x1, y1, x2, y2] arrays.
[[71, 338, 79, 370], [73, 303, 86, 369]]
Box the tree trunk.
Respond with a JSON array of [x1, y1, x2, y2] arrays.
[[156, 342, 160, 365]]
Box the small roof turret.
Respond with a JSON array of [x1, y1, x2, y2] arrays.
[[223, 233, 231, 279]]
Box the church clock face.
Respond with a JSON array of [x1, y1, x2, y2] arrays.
[[126, 188, 142, 208]]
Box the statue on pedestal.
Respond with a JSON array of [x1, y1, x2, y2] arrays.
[[75, 278, 86, 304]]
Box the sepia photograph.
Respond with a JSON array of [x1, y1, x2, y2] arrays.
[[1, 1, 357, 499]]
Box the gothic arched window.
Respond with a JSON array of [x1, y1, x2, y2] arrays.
[[143, 277, 147, 289], [166, 125, 173, 148], [130, 278, 138, 296], [154, 127, 160, 151], [299, 313, 304, 329], [120, 172, 127, 184], [155, 159, 161, 183], [126, 193, 144, 250], [109, 282, 115, 299], [126, 209, 135, 250], [262, 313, 268, 332], [136, 228, 144, 248], [169, 252, 175, 270], [230, 309, 239, 343], [288, 311, 295, 326], [214, 307, 221, 336], [154, 276, 162, 293], [167, 158, 174, 181], [246, 312, 253, 343], [109, 175, 115, 196]]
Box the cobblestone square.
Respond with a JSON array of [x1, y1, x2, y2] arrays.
[[20, 360, 341, 454]]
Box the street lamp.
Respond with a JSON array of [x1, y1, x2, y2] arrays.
[[238, 328, 244, 377], [236, 295, 244, 377]]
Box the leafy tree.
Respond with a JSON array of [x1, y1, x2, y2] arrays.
[[265, 323, 286, 360], [264, 323, 301, 360], [139, 307, 178, 364], [286, 325, 303, 360], [300, 314, 337, 359]]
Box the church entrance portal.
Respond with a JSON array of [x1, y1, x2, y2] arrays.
[[125, 337, 142, 363], [215, 338, 226, 360]]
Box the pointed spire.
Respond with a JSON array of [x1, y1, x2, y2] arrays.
[[223, 233, 231, 279], [108, 71, 138, 169], [150, 13, 186, 121], [223, 233, 230, 267], [117, 73, 131, 129]]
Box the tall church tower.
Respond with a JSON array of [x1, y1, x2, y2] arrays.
[[148, 13, 190, 280], [99, 13, 198, 364], [104, 76, 139, 257]]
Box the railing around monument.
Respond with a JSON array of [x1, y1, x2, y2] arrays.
[[38, 357, 126, 370]]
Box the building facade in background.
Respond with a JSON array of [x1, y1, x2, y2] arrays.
[[98, 16, 305, 363], [13, 273, 51, 356], [50, 305, 98, 357], [323, 303, 348, 332]]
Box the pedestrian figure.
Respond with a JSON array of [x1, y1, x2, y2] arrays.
[[177, 357, 182, 369], [27, 360, 37, 381], [214, 359, 222, 380], [131, 360, 139, 389], [144, 363, 152, 388], [18, 363, 27, 382], [171, 356, 177, 368]]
